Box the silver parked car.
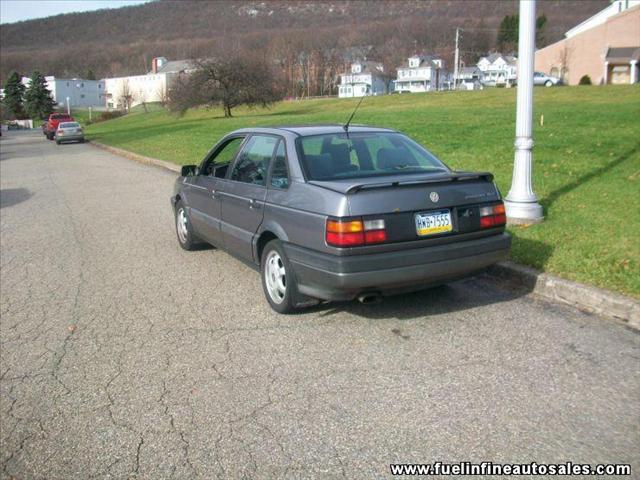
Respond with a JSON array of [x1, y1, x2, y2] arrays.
[[171, 125, 511, 313], [55, 122, 85, 145], [533, 71, 562, 87]]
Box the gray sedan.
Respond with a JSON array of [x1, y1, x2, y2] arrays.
[[55, 122, 85, 144], [534, 71, 562, 87], [171, 125, 511, 313]]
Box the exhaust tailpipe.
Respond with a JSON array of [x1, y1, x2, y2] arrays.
[[357, 292, 382, 304]]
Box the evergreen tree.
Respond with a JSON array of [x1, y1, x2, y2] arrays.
[[86, 69, 96, 80], [24, 71, 56, 120], [536, 14, 548, 46], [2, 71, 26, 119], [497, 14, 549, 52]]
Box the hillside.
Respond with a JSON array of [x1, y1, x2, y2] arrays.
[[1, 0, 607, 86]]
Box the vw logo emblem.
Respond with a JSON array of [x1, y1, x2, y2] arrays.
[[429, 192, 439, 203]]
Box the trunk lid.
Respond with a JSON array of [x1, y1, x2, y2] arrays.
[[309, 171, 500, 215]]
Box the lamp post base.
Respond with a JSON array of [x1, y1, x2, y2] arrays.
[[504, 200, 544, 225]]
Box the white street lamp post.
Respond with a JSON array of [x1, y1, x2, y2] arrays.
[[504, 0, 544, 224]]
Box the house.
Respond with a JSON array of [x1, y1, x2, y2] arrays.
[[535, 0, 640, 85], [338, 61, 387, 98], [477, 53, 518, 87], [453, 66, 483, 90], [394, 55, 446, 93], [20, 76, 105, 108], [104, 57, 196, 110]]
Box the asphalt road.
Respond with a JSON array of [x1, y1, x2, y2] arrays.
[[1, 130, 638, 479]]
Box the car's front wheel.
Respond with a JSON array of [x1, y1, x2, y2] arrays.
[[545, 80, 553, 87], [175, 202, 199, 251], [261, 240, 299, 314]]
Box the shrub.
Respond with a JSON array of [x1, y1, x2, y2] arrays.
[[579, 75, 592, 85], [95, 111, 125, 123]]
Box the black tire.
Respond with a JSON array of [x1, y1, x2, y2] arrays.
[[545, 80, 553, 87], [260, 239, 300, 314], [79, 138, 85, 143], [56, 140, 61, 145], [174, 202, 200, 251]]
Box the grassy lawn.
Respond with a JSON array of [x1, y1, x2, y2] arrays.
[[85, 86, 640, 297]]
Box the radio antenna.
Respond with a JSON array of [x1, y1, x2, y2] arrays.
[[343, 95, 365, 133]]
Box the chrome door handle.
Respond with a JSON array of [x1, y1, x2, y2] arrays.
[[211, 190, 220, 199], [248, 199, 259, 209]]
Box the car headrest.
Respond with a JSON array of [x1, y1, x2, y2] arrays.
[[323, 143, 351, 166], [305, 154, 333, 179], [377, 147, 417, 170]]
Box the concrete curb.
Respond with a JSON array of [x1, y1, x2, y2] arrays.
[[89, 140, 181, 173], [487, 262, 640, 330], [88, 139, 640, 330]]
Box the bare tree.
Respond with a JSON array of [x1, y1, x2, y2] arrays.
[[169, 53, 282, 117], [557, 44, 572, 83], [118, 79, 134, 112]]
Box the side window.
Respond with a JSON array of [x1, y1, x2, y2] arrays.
[[270, 141, 289, 189], [203, 137, 244, 177], [230, 135, 278, 186]]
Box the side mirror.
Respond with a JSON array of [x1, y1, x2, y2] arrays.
[[181, 165, 198, 177]]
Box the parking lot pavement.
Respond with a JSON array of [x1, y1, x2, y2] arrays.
[[1, 130, 638, 479]]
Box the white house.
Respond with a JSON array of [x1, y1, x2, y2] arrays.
[[477, 53, 518, 87], [104, 57, 196, 110], [338, 61, 387, 98], [394, 55, 446, 93], [20, 76, 105, 108], [453, 66, 483, 90]]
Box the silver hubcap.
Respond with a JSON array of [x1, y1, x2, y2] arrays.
[[265, 250, 286, 304], [177, 208, 189, 243]]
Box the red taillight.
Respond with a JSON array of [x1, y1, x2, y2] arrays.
[[364, 230, 386, 244], [480, 203, 506, 228], [326, 219, 364, 247], [326, 218, 386, 247]]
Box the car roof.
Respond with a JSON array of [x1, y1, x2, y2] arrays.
[[230, 124, 397, 137]]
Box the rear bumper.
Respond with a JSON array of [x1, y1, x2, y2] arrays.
[[284, 233, 511, 301], [56, 135, 84, 142]]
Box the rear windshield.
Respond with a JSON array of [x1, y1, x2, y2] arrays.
[[51, 114, 70, 120], [296, 132, 448, 181], [59, 122, 80, 128]]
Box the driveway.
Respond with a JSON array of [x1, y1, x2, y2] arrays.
[[1, 131, 638, 479]]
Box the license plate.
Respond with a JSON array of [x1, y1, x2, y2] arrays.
[[415, 210, 453, 236]]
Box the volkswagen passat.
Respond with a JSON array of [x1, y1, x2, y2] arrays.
[[171, 126, 511, 313]]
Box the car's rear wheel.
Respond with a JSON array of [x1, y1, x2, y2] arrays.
[[175, 202, 199, 251], [261, 240, 299, 314], [56, 140, 61, 145]]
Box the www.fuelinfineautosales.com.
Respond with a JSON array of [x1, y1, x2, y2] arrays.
[[389, 461, 631, 476]]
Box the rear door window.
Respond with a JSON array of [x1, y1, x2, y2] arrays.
[[230, 135, 278, 186], [269, 140, 289, 189]]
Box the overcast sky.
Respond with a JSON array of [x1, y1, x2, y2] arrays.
[[0, 0, 152, 24]]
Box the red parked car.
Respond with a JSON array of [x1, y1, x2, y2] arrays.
[[45, 113, 74, 140]]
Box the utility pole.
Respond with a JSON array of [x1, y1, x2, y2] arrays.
[[453, 28, 460, 90], [504, 0, 544, 224]]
